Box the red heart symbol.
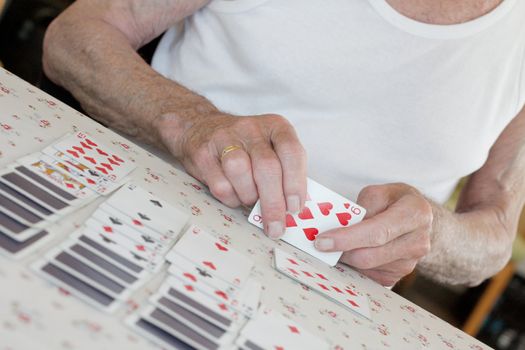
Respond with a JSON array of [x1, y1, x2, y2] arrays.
[[318, 202, 333, 216], [80, 141, 92, 150], [286, 214, 297, 227], [95, 166, 108, 175], [84, 156, 97, 164], [101, 163, 113, 171], [85, 138, 98, 147], [136, 245, 145, 251], [96, 148, 109, 156], [344, 203, 350, 209], [87, 179, 96, 185], [132, 219, 142, 226], [103, 226, 113, 233], [298, 207, 314, 220], [203, 261, 216, 270], [183, 273, 197, 282], [303, 228, 319, 241], [112, 155, 124, 163], [215, 243, 228, 251], [109, 158, 119, 166], [215, 290, 228, 300], [184, 285, 194, 292], [67, 150, 79, 158], [336, 212, 352, 226], [72, 146, 85, 154]]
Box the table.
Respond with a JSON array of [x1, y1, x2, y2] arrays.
[[0, 67, 492, 350]]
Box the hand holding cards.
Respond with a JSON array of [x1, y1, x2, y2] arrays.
[[249, 178, 366, 266]]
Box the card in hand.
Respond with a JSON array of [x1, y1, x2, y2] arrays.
[[248, 178, 366, 266], [165, 225, 254, 288], [273, 247, 371, 319]]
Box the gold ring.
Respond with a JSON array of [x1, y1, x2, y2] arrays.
[[220, 145, 242, 161]]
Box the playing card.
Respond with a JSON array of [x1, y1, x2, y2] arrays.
[[151, 276, 244, 331], [153, 295, 235, 345], [85, 216, 165, 254], [125, 314, 194, 350], [0, 169, 69, 213], [165, 225, 254, 288], [248, 178, 366, 266], [141, 304, 227, 350], [0, 210, 45, 242], [94, 205, 171, 246], [44, 247, 131, 301], [31, 258, 121, 313], [41, 149, 116, 195], [70, 231, 149, 276], [51, 132, 135, 183], [0, 181, 56, 220], [104, 183, 189, 237], [237, 306, 330, 350], [0, 228, 49, 259], [15, 153, 97, 201], [273, 247, 371, 319], [0, 190, 44, 227], [64, 240, 141, 288], [79, 226, 163, 270]]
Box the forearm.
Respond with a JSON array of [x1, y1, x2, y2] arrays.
[[42, 2, 215, 154], [418, 107, 525, 286]]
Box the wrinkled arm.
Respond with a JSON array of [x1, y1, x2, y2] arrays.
[[419, 105, 525, 286], [42, 0, 213, 150]]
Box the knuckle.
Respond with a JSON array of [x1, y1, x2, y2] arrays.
[[222, 154, 250, 174], [191, 146, 211, 168], [209, 180, 235, 201], [254, 156, 282, 177], [234, 118, 260, 136], [370, 224, 391, 247], [359, 185, 384, 202]]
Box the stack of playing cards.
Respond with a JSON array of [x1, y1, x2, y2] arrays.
[[274, 247, 371, 319], [249, 178, 367, 266], [31, 183, 189, 312], [126, 225, 261, 349], [235, 306, 330, 350], [0, 131, 135, 259]]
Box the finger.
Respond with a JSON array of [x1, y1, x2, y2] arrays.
[[220, 147, 258, 206], [199, 157, 242, 208], [270, 121, 307, 213], [348, 259, 418, 287], [315, 193, 432, 252], [356, 183, 407, 218], [248, 141, 286, 239], [337, 229, 430, 270]]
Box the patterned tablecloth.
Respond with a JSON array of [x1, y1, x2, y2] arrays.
[[0, 67, 491, 350]]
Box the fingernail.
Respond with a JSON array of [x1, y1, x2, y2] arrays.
[[287, 195, 300, 214], [315, 237, 334, 251], [267, 221, 284, 239]]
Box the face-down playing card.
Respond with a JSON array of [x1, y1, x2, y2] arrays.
[[273, 247, 371, 320], [249, 177, 366, 266]]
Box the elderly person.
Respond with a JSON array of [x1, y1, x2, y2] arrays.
[[42, 0, 525, 287]]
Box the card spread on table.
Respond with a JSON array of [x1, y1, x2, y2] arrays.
[[248, 177, 366, 266], [273, 247, 371, 319], [0, 132, 136, 259], [31, 182, 190, 312]]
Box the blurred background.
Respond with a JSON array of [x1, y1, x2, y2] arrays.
[[1, 1, 525, 349]]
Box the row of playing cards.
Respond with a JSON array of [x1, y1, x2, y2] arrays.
[[128, 225, 259, 349], [31, 183, 189, 312], [0, 132, 136, 259], [249, 178, 366, 266]]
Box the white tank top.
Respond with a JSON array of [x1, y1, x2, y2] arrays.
[[152, 0, 525, 203]]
